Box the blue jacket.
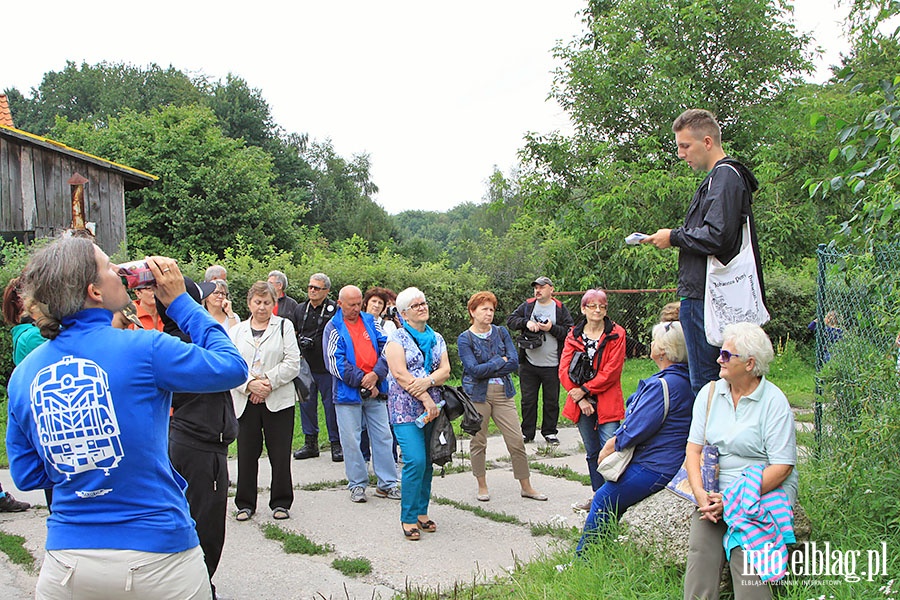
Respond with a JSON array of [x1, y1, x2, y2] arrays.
[[614, 362, 693, 476], [6, 294, 248, 553], [457, 326, 518, 401], [323, 309, 388, 404]]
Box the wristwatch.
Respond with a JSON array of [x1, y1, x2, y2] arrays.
[[429, 377, 436, 387]]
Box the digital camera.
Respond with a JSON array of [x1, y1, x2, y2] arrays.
[[298, 336, 316, 350], [384, 306, 399, 320]]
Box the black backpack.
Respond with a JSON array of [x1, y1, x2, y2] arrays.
[[440, 385, 484, 436]]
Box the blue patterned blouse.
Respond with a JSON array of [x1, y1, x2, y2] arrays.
[[385, 327, 447, 424]]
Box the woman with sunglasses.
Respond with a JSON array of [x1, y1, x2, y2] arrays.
[[574, 320, 693, 556], [558, 289, 626, 509], [204, 280, 240, 330], [683, 322, 798, 599], [383, 287, 451, 540]]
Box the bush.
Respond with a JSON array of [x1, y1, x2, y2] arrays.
[[762, 260, 816, 348]]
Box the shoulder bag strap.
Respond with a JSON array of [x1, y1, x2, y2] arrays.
[[659, 377, 670, 421], [703, 380, 716, 444]]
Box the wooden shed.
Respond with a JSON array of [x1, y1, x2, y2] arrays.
[[0, 121, 156, 254]]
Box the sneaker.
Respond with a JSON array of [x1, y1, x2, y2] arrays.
[[523, 435, 534, 443], [374, 487, 401, 500], [571, 498, 592, 513], [350, 486, 367, 503], [0, 492, 30, 512], [544, 434, 560, 446]]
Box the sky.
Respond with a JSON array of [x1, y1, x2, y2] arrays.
[[3, 1, 854, 214]]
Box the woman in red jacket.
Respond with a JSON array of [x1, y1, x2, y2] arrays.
[[559, 289, 626, 508]]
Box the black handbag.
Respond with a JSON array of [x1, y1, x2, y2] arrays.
[[515, 329, 543, 350], [568, 350, 594, 385], [281, 320, 315, 402], [430, 409, 457, 468], [439, 385, 483, 436]]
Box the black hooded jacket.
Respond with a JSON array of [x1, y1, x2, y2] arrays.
[[158, 279, 239, 453], [669, 157, 765, 303]]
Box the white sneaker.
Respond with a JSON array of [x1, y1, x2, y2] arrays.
[[350, 486, 367, 503]]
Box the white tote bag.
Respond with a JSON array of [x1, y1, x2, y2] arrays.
[[703, 219, 769, 346]]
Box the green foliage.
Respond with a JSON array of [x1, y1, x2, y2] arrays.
[[51, 105, 306, 259], [761, 261, 817, 347], [0, 531, 35, 570], [262, 523, 333, 555], [549, 0, 811, 166], [331, 556, 372, 576]]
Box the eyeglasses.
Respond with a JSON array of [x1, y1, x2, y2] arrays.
[[719, 349, 742, 363], [583, 303, 607, 311], [407, 301, 428, 311], [211, 291, 227, 297], [308, 285, 327, 291]]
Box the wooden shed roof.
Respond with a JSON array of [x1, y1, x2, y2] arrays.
[[0, 123, 157, 191]]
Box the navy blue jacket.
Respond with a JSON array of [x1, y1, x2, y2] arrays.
[[614, 362, 694, 476]]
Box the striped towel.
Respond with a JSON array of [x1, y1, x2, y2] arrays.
[[722, 464, 795, 582]]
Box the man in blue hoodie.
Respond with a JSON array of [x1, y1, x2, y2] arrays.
[[324, 285, 399, 504], [6, 237, 248, 600]]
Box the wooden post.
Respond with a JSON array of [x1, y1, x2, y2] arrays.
[[68, 172, 88, 230]]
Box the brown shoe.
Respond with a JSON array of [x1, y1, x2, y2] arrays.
[[0, 492, 30, 512]]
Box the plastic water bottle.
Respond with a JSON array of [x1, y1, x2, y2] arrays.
[[415, 400, 445, 428]]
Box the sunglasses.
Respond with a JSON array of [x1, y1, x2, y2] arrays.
[[719, 349, 743, 363], [308, 285, 327, 291]]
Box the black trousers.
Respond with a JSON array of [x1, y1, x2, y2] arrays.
[[235, 403, 295, 512], [169, 439, 228, 585], [519, 359, 561, 439]]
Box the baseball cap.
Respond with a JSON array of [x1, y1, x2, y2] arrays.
[[531, 276, 553, 287]]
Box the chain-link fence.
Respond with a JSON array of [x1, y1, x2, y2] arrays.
[[557, 288, 679, 358], [814, 244, 900, 451]]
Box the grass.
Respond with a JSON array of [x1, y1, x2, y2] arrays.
[[262, 523, 333, 555], [431, 495, 525, 526], [527, 462, 591, 486], [0, 530, 34, 570], [331, 556, 372, 576]]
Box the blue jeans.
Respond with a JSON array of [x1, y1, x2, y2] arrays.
[[577, 415, 620, 491], [575, 462, 671, 556], [334, 400, 398, 491], [680, 298, 721, 395], [299, 371, 340, 443], [393, 422, 434, 524]]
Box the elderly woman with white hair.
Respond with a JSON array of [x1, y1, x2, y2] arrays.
[[575, 320, 694, 555], [383, 287, 451, 541], [683, 322, 798, 599]]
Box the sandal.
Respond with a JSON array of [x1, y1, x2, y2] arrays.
[[402, 525, 421, 541], [272, 507, 290, 520], [235, 508, 253, 522], [417, 519, 437, 533]]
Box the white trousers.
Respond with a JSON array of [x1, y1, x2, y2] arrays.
[[36, 545, 212, 600]]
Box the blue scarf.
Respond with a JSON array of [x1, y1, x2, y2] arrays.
[[403, 322, 437, 374]]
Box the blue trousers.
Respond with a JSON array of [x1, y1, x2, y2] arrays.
[[680, 298, 722, 395], [393, 422, 434, 524], [577, 414, 620, 491], [575, 462, 672, 556], [299, 371, 340, 443], [335, 400, 398, 491]]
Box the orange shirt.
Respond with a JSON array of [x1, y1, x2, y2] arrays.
[[346, 317, 377, 372], [129, 299, 164, 332]]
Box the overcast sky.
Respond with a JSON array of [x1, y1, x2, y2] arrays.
[[4, 1, 852, 214]]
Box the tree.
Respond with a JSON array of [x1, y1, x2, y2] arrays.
[[5, 61, 202, 135], [52, 105, 305, 258], [549, 0, 812, 165]]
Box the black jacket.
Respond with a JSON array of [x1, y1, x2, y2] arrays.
[[295, 298, 337, 373], [506, 297, 574, 364], [669, 157, 764, 302]]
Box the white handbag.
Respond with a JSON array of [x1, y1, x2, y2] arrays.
[[703, 217, 769, 346], [597, 378, 669, 482]]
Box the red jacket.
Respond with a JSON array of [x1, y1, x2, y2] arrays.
[[559, 318, 626, 424]]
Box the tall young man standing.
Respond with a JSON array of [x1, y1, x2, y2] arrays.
[[643, 109, 762, 394]]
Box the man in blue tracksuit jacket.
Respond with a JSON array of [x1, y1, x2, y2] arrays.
[[323, 285, 399, 503], [6, 237, 247, 599]]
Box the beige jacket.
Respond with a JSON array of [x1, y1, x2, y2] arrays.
[[229, 315, 301, 418]]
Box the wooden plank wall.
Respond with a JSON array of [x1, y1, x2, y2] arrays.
[[0, 135, 126, 253]]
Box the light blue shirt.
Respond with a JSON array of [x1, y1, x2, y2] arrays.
[[688, 377, 798, 506]]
